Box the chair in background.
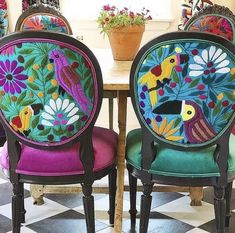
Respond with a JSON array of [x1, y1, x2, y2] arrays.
[[15, 4, 72, 34], [184, 4, 235, 43], [126, 31, 235, 233], [0, 30, 117, 233]]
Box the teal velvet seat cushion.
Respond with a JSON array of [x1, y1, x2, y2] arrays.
[[126, 129, 235, 178]]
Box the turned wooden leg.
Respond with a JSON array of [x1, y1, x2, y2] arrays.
[[19, 183, 26, 223], [139, 183, 153, 233], [189, 186, 203, 206], [225, 182, 233, 227], [128, 170, 137, 229], [108, 168, 117, 225], [30, 184, 44, 205], [82, 184, 95, 233], [214, 186, 226, 233]]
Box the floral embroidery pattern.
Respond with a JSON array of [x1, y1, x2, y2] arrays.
[[0, 60, 27, 94], [23, 15, 68, 33], [189, 46, 230, 77], [0, 0, 8, 37], [0, 41, 95, 143], [136, 41, 235, 144]]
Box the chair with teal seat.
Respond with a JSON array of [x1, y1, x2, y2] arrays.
[[126, 31, 235, 233], [0, 30, 117, 233]]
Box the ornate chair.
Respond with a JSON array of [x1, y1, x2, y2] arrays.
[[0, 31, 117, 233], [184, 4, 235, 43], [126, 31, 235, 233], [15, 4, 72, 34]]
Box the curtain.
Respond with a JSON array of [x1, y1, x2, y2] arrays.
[[22, 0, 60, 11], [178, 0, 213, 30]]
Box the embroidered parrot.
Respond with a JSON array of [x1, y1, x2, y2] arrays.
[[138, 54, 189, 107], [153, 100, 216, 143], [49, 50, 92, 115], [10, 104, 43, 136]]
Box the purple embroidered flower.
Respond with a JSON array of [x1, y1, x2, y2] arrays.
[[0, 60, 27, 94]]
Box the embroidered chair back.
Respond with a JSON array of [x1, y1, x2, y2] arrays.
[[0, 0, 8, 37], [184, 4, 235, 44], [0, 31, 102, 148], [15, 5, 72, 35], [130, 31, 235, 148]]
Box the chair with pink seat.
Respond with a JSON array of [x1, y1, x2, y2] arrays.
[[0, 30, 117, 233]]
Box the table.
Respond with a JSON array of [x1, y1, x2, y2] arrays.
[[30, 49, 203, 233]]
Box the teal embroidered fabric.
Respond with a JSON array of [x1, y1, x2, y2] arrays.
[[135, 40, 235, 144], [21, 15, 69, 33], [0, 41, 95, 143], [0, 0, 8, 37]]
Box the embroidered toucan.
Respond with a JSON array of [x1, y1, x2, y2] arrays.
[[49, 50, 92, 115], [10, 103, 43, 136], [138, 54, 189, 107], [153, 100, 216, 143]]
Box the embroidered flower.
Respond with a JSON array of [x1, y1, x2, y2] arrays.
[[24, 17, 44, 30], [189, 46, 230, 77], [0, 60, 27, 94], [41, 98, 80, 127]]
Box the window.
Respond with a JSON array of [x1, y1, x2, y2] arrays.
[[60, 0, 172, 20]]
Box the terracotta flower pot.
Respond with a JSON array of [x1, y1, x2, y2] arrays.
[[108, 24, 145, 61]]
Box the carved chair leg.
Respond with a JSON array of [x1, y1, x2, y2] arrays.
[[189, 186, 203, 206], [225, 182, 233, 227], [139, 183, 153, 233], [214, 186, 226, 233], [108, 168, 117, 225], [30, 184, 44, 205], [128, 170, 137, 229], [82, 184, 95, 233], [12, 182, 22, 233], [108, 98, 114, 130], [19, 183, 26, 223]]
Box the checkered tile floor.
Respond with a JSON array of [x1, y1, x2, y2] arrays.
[[0, 177, 235, 233]]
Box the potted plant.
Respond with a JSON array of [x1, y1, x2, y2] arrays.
[[97, 5, 152, 61]]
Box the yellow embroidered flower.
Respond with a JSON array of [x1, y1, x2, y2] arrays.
[[11, 96, 17, 102], [52, 92, 58, 100], [38, 92, 44, 98], [47, 63, 54, 71], [217, 93, 224, 100], [28, 76, 34, 82], [152, 118, 183, 141], [33, 64, 40, 70], [51, 79, 57, 87]]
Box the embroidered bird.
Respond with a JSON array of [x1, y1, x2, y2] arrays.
[[153, 100, 216, 143], [10, 104, 43, 136], [49, 50, 92, 115], [138, 54, 189, 108]]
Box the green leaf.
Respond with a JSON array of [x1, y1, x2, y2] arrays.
[[19, 49, 34, 54], [45, 71, 55, 82], [38, 128, 51, 136], [31, 115, 40, 129], [157, 48, 163, 59], [32, 69, 39, 80], [172, 70, 179, 83], [47, 86, 57, 94], [224, 92, 235, 102], [41, 55, 48, 69], [25, 57, 36, 70], [64, 50, 77, 60], [21, 99, 36, 106], [0, 104, 9, 111], [28, 82, 40, 90], [140, 66, 151, 73], [223, 111, 233, 120], [189, 78, 200, 88], [202, 101, 209, 118], [53, 128, 65, 136], [213, 101, 222, 116], [16, 91, 27, 105], [173, 117, 181, 128]]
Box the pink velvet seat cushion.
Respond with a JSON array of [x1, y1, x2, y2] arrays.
[[0, 127, 118, 176]]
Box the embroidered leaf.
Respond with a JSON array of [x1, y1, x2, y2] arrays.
[[64, 50, 76, 60], [28, 82, 39, 90], [38, 128, 51, 136], [182, 63, 188, 77], [158, 117, 167, 135], [157, 48, 163, 59], [41, 55, 48, 69], [32, 69, 39, 80], [202, 101, 209, 118], [189, 78, 200, 88], [163, 119, 174, 135], [165, 86, 174, 94], [159, 96, 170, 103], [172, 70, 179, 83], [0, 104, 9, 112], [21, 99, 36, 106], [224, 92, 235, 102], [189, 91, 205, 96], [31, 115, 39, 129], [166, 135, 183, 141], [223, 111, 233, 120], [168, 46, 175, 54], [47, 86, 57, 94], [215, 73, 227, 84], [147, 54, 154, 61], [209, 90, 217, 103], [165, 127, 179, 137], [16, 91, 27, 105], [173, 117, 181, 128], [25, 57, 36, 70], [140, 66, 151, 73], [213, 101, 222, 116], [53, 128, 65, 135], [151, 119, 159, 134], [179, 125, 184, 135], [45, 71, 55, 82], [19, 49, 34, 54]]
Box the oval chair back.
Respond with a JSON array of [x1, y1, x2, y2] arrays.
[[15, 4, 72, 35], [184, 4, 235, 44]]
